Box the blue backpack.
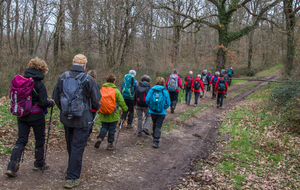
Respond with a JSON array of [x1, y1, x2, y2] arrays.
[[149, 89, 165, 113], [218, 78, 226, 91], [212, 76, 219, 85], [167, 74, 179, 91], [228, 69, 233, 77], [122, 74, 135, 99]]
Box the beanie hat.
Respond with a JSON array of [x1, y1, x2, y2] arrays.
[[73, 54, 87, 66], [141, 75, 151, 82], [129, 70, 136, 77]]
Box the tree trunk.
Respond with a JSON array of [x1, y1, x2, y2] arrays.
[[0, 3, 4, 53], [6, 0, 12, 54], [29, 0, 37, 55], [60, 0, 65, 55], [14, 0, 19, 56], [284, 0, 295, 75], [247, 31, 254, 71]]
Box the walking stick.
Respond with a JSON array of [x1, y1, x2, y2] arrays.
[[43, 106, 53, 173], [114, 119, 124, 150], [181, 89, 184, 112]]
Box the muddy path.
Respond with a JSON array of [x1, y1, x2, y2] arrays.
[[0, 73, 279, 190]]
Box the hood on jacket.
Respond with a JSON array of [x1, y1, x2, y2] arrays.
[[202, 72, 207, 76], [102, 82, 117, 88], [152, 85, 166, 91], [195, 78, 201, 81], [139, 81, 151, 88], [24, 68, 44, 80]]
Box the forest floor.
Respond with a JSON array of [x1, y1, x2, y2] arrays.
[[0, 69, 280, 190]]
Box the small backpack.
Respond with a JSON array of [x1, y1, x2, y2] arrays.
[[122, 74, 135, 99], [218, 79, 226, 91], [186, 75, 193, 88], [99, 86, 117, 115], [201, 74, 208, 84], [60, 72, 89, 119], [10, 75, 35, 117], [207, 75, 212, 84], [212, 76, 219, 85], [228, 69, 233, 77], [149, 89, 165, 113], [194, 80, 201, 90], [136, 86, 148, 107], [167, 74, 179, 92]]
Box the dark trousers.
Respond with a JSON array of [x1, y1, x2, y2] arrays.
[[64, 126, 89, 179], [169, 91, 179, 108], [194, 92, 200, 105], [7, 118, 46, 171], [185, 89, 192, 103], [207, 85, 211, 91], [151, 114, 166, 143], [217, 93, 225, 107], [212, 85, 217, 98], [97, 121, 118, 143], [122, 99, 134, 124], [229, 77, 232, 87]]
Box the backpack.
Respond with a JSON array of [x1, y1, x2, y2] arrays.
[[10, 75, 35, 117], [136, 86, 148, 107], [194, 80, 201, 90], [221, 69, 227, 74], [228, 69, 233, 77], [149, 89, 165, 113], [186, 75, 193, 88], [122, 74, 135, 99], [201, 74, 208, 84], [207, 75, 212, 84], [99, 86, 117, 115], [218, 78, 226, 91], [167, 74, 179, 92], [59, 72, 89, 119], [212, 76, 219, 85]]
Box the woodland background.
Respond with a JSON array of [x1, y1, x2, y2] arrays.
[[0, 0, 299, 95]]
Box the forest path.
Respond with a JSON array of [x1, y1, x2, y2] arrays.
[[0, 72, 279, 190]]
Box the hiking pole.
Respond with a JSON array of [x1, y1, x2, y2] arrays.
[[114, 119, 124, 150], [43, 106, 53, 173], [89, 112, 99, 132], [181, 89, 184, 112]]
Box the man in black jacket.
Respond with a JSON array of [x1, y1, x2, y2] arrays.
[[52, 54, 101, 189]]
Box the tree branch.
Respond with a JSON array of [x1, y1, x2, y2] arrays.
[[226, 0, 252, 17], [207, 0, 218, 7]]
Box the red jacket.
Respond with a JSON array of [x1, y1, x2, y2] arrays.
[[185, 75, 194, 90], [214, 78, 228, 93], [192, 78, 205, 93], [165, 73, 183, 92]]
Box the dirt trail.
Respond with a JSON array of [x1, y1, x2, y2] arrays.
[[0, 73, 278, 190]]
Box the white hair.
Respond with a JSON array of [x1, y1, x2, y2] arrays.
[[197, 74, 201, 78], [203, 70, 207, 73], [215, 71, 220, 75], [129, 70, 136, 77], [189, 71, 193, 74]]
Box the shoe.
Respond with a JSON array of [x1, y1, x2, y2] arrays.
[[137, 132, 142, 137], [153, 141, 160, 148], [194, 104, 197, 107], [127, 124, 132, 129], [219, 106, 223, 109], [107, 142, 114, 150], [94, 139, 102, 149], [187, 103, 190, 106], [224, 95, 227, 98], [143, 129, 150, 135], [171, 107, 174, 114], [64, 179, 80, 189], [217, 105, 219, 108], [5, 170, 16, 177], [33, 163, 49, 171]]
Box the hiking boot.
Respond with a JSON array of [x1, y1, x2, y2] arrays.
[[143, 129, 150, 135], [64, 179, 80, 189], [194, 104, 197, 107], [187, 103, 190, 106], [5, 170, 16, 177], [171, 106, 174, 114], [107, 142, 114, 150], [217, 105, 220, 108], [33, 163, 49, 171], [153, 141, 160, 148], [219, 106, 223, 109], [127, 124, 132, 129], [94, 139, 102, 149], [137, 132, 142, 137]]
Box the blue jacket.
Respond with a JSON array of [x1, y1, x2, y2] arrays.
[[121, 76, 139, 100], [145, 85, 171, 115]]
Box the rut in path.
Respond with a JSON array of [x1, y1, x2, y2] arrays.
[[0, 72, 278, 190]]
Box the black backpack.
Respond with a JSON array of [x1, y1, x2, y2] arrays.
[[194, 80, 201, 90], [136, 86, 148, 107], [218, 78, 226, 91], [186, 75, 193, 88]]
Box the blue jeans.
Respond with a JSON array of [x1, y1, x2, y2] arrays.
[[97, 121, 118, 143], [194, 92, 200, 105], [185, 90, 192, 104]]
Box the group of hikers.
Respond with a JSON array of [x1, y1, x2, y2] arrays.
[[6, 54, 233, 189]]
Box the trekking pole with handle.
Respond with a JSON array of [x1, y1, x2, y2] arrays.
[[181, 89, 184, 112], [43, 106, 53, 173], [114, 119, 124, 150]]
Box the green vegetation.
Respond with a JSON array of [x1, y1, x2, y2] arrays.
[[255, 65, 283, 77], [177, 103, 211, 121], [231, 79, 248, 86], [235, 83, 258, 93]]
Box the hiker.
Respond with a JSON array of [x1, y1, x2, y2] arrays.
[[87, 70, 99, 142], [184, 71, 194, 105], [134, 75, 152, 136], [94, 74, 128, 150], [121, 70, 138, 129], [214, 74, 228, 109], [207, 71, 212, 91], [210, 71, 220, 99], [52, 54, 101, 189], [165, 69, 184, 113], [6, 57, 54, 177], [221, 68, 227, 74], [145, 77, 171, 148], [201, 70, 210, 99], [227, 67, 234, 87], [193, 74, 205, 107], [223, 73, 230, 98]]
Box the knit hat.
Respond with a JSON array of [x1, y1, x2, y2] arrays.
[[73, 54, 87, 66], [141, 75, 151, 82]]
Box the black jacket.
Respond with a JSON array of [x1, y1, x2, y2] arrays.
[[52, 65, 101, 128], [134, 82, 151, 107], [18, 68, 54, 121]]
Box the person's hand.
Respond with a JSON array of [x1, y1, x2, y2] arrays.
[[51, 100, 56, 105]]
